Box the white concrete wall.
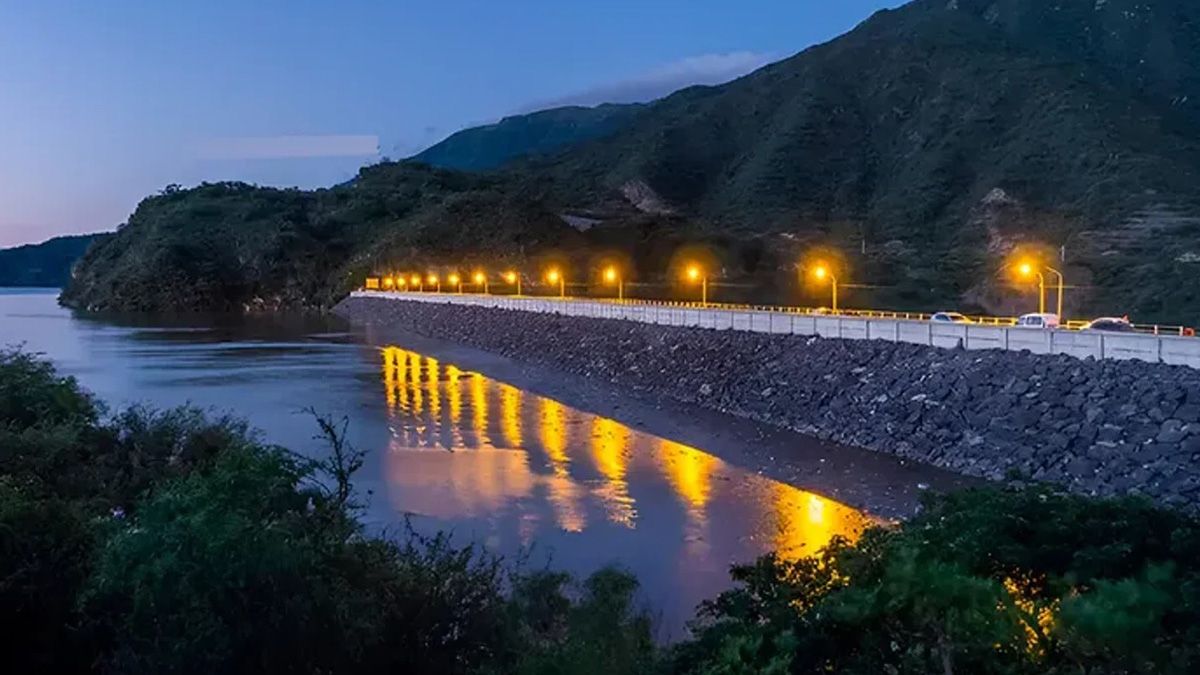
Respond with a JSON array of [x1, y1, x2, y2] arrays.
[[352, 291, 1200, 370]]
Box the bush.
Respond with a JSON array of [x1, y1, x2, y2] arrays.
[[676, 486, 1200, 675]]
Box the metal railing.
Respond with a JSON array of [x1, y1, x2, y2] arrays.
[[358, 281, 1194, 338]]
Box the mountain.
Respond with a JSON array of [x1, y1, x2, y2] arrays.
[[411, 103, 644, 171], [509, 0, 1200, 318], [0, 234, 106, 288], [65, 0, 1200, 322]]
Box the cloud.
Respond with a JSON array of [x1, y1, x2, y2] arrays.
[[198, 135, 379, 160], [528, 51, 776, 110]]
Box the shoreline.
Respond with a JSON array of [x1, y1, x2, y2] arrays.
[[335, 296, 1200, 511], [353, 324, 974, 520]]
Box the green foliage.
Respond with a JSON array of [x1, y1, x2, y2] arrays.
[[677, 486, 1200, 675], [0, 348, 98, 429], [0, 481, 95, 672], [502, 567, 660, 675]]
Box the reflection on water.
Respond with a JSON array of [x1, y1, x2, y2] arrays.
[[0, 288, 880, 635], [379, 346, 871, 561]]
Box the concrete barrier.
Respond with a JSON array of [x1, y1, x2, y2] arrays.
[[353, 291, 1200, 370]]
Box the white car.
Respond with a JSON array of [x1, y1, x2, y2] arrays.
[[1016, 313, 1060, 329]]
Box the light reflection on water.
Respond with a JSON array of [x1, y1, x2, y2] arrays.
[[378, 346, 871, 562], [0, 290, 878, 634]]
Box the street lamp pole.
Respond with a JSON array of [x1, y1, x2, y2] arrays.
[[1034, 271, 1045, 314], [686, 266, 707, 307], [1044, 266, 1064, 318], [812, 264, 838, 313], [605, 267, 623, 301], [546, 270, 564, 299]]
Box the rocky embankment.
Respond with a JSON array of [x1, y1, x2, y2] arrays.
[[336, 297, 1200, 509]]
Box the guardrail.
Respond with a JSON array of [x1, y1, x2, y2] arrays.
[[352, 291, 1200, 369]]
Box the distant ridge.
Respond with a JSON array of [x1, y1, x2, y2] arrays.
[[0, 234, 106, 288], [411, 103, 644, 171]]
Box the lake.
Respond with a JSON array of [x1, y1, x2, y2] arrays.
[[0, 288, 954, 636]]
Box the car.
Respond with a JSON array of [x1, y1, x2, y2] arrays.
[[1082, 317, 1136, 333], [1016, 313, 1061, 329], [930, 312, 973, 324]]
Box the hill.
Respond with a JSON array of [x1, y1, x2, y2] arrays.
[[65, 0, 1200, 321], [411, 103, 644, 171], [60, 166, 578, 312], [0, 234, 106, 288]]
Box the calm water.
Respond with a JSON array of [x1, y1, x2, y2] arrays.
[[1, 288, 876, 634]]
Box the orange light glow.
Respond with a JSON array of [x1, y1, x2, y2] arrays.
[[473, 271, 485, 284], [686, 265, 701, 282], [604, 267, 618, 283], [547, 269, 561, 283], [504, 271, 517, 284], [410, 274, 420, 285]]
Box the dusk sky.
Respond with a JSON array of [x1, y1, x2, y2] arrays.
[[0, 0, 900, 247]]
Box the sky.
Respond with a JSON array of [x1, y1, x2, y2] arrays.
[[0, 0, 901, 248]]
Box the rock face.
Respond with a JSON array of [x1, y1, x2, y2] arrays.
[[337, 297, 1200, 509]]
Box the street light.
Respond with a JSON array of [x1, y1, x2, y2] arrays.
[[604, 266, 623, 301], [473, 271, 488, 294], [383, 276, 395, 289], [411, 274, 422, 292], [685, 264, 708, 307], [505, 271, 522, 296], [427, 274, 440, 293], [1016, 262, 1046, 314], [396, 276, 407, 290], [449, 273, 462, 294], [812, 264, 838, 313], [546, 268, 565, 299], [1044, 265, 1064, 319]]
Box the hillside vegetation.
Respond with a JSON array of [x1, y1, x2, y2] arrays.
[[65, 0, 1200, 321], [0, 234, 105, 287], [412, 103, 644, 171], [61, 166, 577, 312]]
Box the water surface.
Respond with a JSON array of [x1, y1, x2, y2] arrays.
[[1, 288, 887, 634]]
